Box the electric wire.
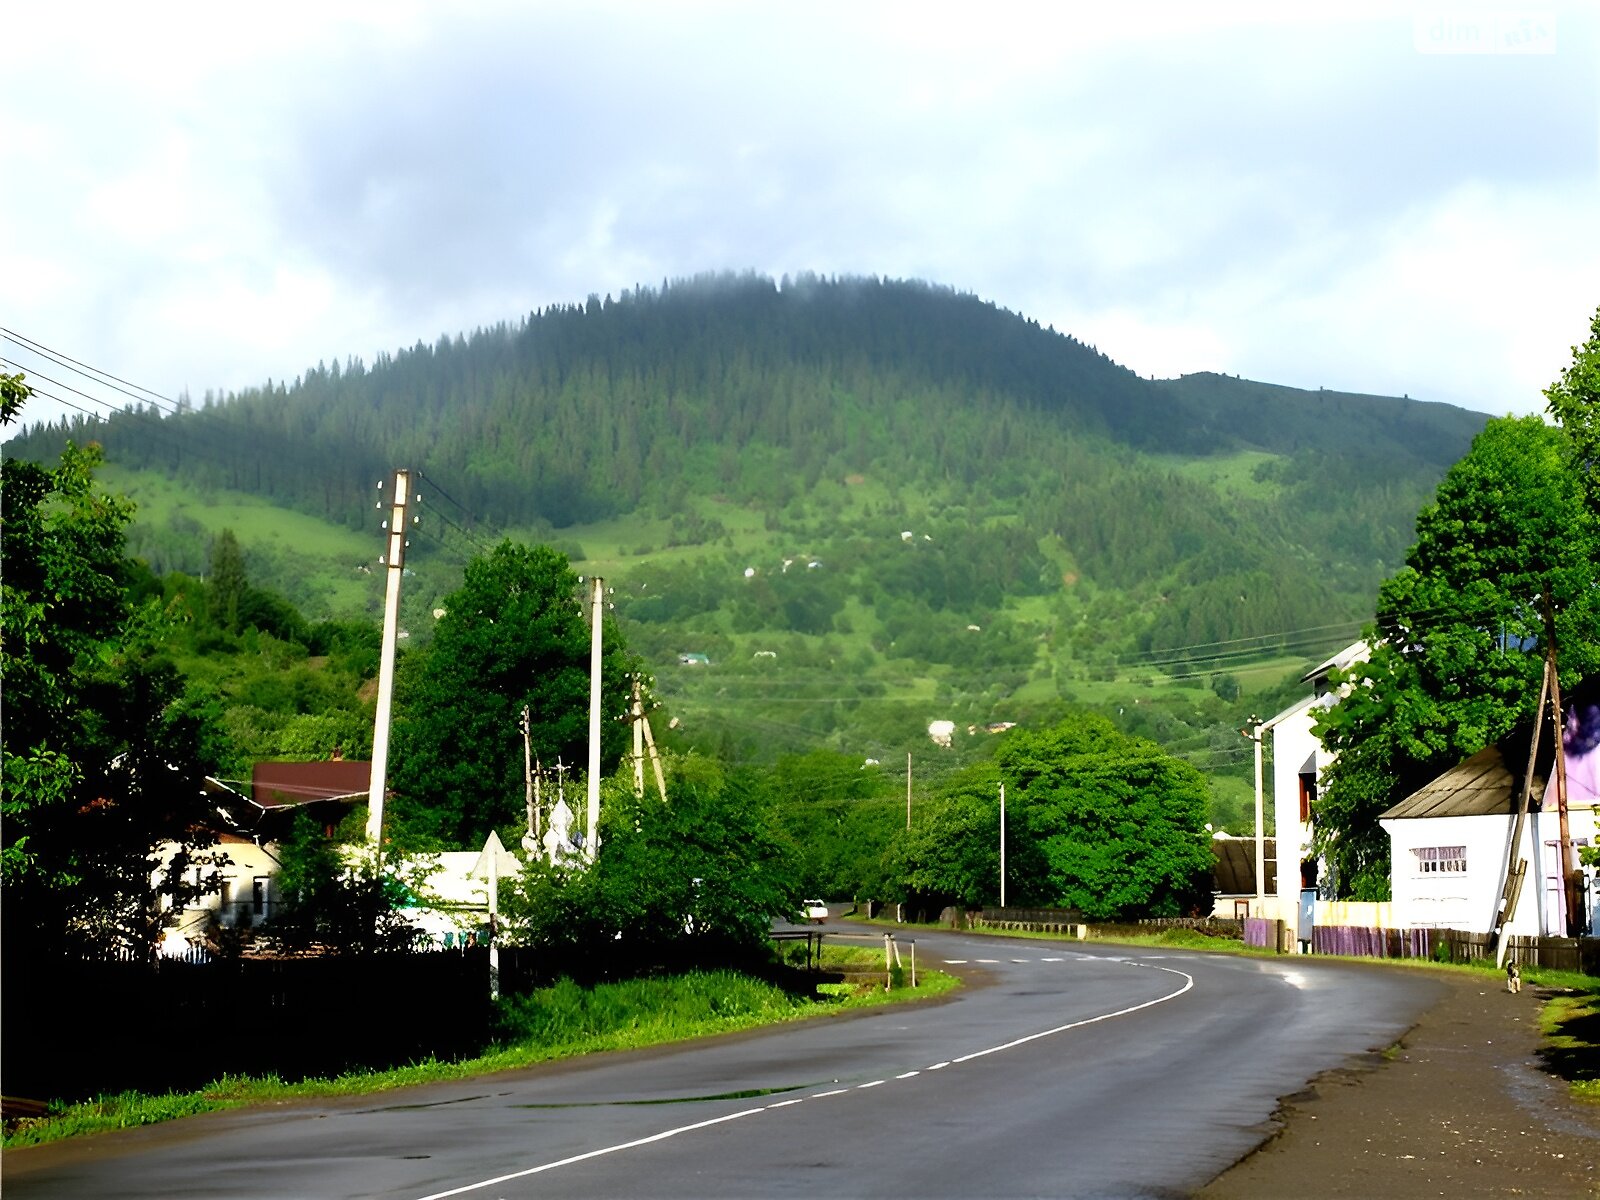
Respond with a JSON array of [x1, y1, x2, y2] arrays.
[[2, 328, 182, 413]]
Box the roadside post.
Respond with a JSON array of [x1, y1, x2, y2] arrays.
[[473, 830, 520, 1001]]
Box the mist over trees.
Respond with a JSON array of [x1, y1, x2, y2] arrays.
[[5, 274, 1486, 658]]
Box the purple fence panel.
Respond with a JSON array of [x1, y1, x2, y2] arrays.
[[1243, 917, 1276, 949], [1311, 925, 1434, 959]]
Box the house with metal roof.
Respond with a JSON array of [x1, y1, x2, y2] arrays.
[[1380, 697, 1599, 938], [154, 759, 372, 950]]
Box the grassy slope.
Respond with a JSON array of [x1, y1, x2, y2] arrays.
[[98, 454, 1337, 831]]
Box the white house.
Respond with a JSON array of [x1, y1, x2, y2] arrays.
[[1381, 699, 1600, 938], [1251, 641, 1369, 940], [154, 759, 370, 950]]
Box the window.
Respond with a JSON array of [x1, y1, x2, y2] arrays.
[[252, 877, 267, 915], [1413, 846, 1466, 876], [1298, 773, 1317, 824]]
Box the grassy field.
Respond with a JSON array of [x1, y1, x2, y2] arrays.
[[3, 962, 957, 1150], [1154, 448, 1287, 501]]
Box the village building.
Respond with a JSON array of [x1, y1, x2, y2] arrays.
[[1381, 693, 1600, 938]]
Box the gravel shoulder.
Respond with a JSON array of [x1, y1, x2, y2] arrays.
[[1194, 968, 1600, 1198]]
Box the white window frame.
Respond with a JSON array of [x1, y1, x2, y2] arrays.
[[1412, 845, 1466, 877]]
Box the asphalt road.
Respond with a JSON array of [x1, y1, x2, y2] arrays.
[[5, 927, 1447, 1199]]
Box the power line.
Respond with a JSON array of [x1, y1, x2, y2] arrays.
[[2, 327, 182, 413], [420, 501, 496, 556], [0, 358, 172, 421]]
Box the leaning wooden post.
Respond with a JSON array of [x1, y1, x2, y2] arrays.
[[910, 939, 917, 988], [884, 933, 893, 990]]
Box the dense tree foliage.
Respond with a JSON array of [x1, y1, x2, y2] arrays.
[[502, 761, 798, 957], [891, 713, 1213, 919], [1314, 415, 1600, 898], [764, 748, 902, 899], [1544, 305, 1600, 515], [389, 542, 639, 846], [261, 812, 425, 955], [1, 406, 222, 958]]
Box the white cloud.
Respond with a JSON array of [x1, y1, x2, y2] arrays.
[[3, 1, 1595, 434]]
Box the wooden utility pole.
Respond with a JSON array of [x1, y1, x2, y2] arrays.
[[1492, 658, 1549, 966], [625, 675, 669, 802], [366, 469, 412, 852], [585, 576, 604, 861], [1542, 601, 1581, 935], [640, 706, 668, 804]]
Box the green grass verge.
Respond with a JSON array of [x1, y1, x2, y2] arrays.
[[1533, 973, 1600, 1103], [4, 965, 957, 1150]]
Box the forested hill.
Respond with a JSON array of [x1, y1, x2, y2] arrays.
[[7, 273, 1488, 660]]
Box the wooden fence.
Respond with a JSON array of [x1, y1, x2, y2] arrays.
[[1307, 926, 1598, 975], [4, 949, 492, 1103]]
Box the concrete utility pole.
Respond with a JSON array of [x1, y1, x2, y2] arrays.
[[1249, 717, 1265, 907], [906, 753, 912, 830], [366, 469, 412, 852], [631, 677, 646, 799], [585, 576, 605, 861], [999, 781, 1007, 909], [519, 706, 539, 854]]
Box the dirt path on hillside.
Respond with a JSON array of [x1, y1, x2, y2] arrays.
[[1194, 970, 1600, 1198]]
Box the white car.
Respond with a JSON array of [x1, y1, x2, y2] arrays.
[[802, 900, 829, 924]]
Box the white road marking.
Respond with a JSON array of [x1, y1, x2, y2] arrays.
[[949, 967, 1193, 1066], [410, 1107, 768, 1200], [414, 963, 1196, 1199], [1010, 958, 1030, 963], [1041, 957, 1064, 962], [943, 959, 969, 964], [975, 958, 1000, 963], [896, 1070, 920, 1079]]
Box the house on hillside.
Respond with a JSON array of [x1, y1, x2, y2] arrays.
[[154, 758, 371, 948], [1252, 641, 1369, 943], [1381, 694, 1599, 938]]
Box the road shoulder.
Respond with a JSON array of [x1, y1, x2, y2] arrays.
[[1193, 969, 1600, 1198]]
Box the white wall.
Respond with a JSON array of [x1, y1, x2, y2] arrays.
[[1383, 808, 1597, 936], [1269, 695, 1334, 927], [153, 837, 283, 939]]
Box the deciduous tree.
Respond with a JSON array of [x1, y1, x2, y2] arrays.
[[1314, 415, 1600, 898], [890, 713, 1212, 919], [389, 541, 638, 846], [2, 397, 221, 959]]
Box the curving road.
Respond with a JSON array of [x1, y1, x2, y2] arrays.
[[5, 927, 1446, 1199]]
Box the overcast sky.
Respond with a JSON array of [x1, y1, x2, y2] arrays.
[[4, 1, 1596, 436]]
